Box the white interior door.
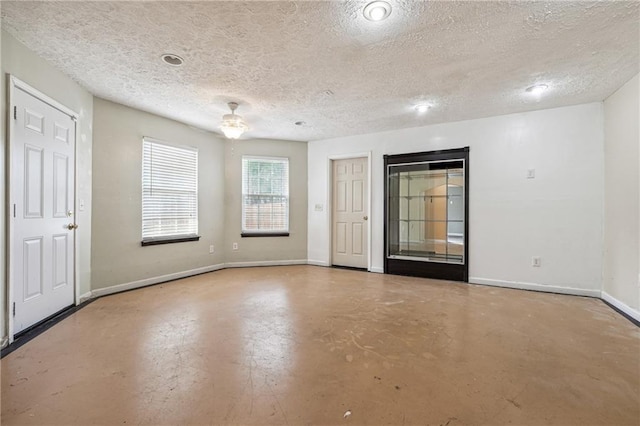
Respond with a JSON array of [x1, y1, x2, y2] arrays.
[[12, 86, 76, 334], [332, 157, 368, 268]]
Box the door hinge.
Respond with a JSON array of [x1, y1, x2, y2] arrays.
[[13, 204, 16, 218], [12, 302, 15, 317], [13, 106, 17, 120]]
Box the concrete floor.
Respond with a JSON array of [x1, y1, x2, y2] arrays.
[[1, 266, 639, 425]]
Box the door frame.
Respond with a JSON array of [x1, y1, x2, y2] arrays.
[[326, 152, 372, 271], [6, 75, 80, 344]]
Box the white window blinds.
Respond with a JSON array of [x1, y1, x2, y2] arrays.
[[242, 156, 289, 234], [142, 138, 198, 241]]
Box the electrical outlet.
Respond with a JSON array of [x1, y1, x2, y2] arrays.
[[532, 256, 541, 267], [233, 242, 238, 251], [209, 245, 215, 254]]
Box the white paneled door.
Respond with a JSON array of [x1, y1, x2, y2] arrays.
[[12, 85, 76, 334], [332, 157, 368, 269]]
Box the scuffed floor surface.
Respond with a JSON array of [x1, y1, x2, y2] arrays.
[[2, 266, 639, 425]]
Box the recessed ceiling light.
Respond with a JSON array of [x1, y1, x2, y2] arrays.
[[161, 53, 184, 67], [525, 84, 548, 95], [415, 103, 431, 113], [363, 1, 392, 21]]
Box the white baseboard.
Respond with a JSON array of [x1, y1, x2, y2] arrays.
[[73, 265, 636, 328], [85, 261, 305, 301], [306, 260, 381, 273], [78, 291, 93, 304], [601, 291, 640, 323], [91, 263, 226, 298], [224, 259, 308, 268], [469, 277, 601, 298]]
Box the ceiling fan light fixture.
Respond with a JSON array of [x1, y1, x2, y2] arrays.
[[363, 1, 392, 21], [220, 102, 248, 139]]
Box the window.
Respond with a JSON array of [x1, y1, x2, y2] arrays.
[[242, 156, 289, 236], [142, 137, 199, 245]]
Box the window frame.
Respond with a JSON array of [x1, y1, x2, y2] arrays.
[[141, 136, 200, 246], [241, 155, 290, 237]]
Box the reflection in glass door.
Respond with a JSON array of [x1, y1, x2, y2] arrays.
[[384, 148, 469, 282]]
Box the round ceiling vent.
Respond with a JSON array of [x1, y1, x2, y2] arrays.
[[161, 54, 184, 67]]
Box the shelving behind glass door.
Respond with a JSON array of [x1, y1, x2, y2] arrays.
[[386, 160, 465, 265]]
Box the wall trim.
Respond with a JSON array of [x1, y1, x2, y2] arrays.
[[79, 291, 93, 304], [469, 277, 601, 298], [91, 263, 226, 298], [225, 259, 308, 268], [4, 264, 637, 351], [306, 263, 383, 274], [92, 266, 604, 300], [307, 259, 330, 267], [601, 291, 640, 324]]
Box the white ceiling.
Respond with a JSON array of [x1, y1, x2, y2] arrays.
[[1, 1, 638, 142]]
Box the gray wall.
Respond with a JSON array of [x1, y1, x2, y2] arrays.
[[603, 73, 640, 311], [1, 30, 93, 345], [224, 139, 308, 264], [91, 98, 225, 290]]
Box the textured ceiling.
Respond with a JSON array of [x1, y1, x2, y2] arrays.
[[1, 1, 638, 141]]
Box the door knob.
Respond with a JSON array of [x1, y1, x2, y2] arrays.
[[363, 216, 368, 220], [66, 223, 78, 230]]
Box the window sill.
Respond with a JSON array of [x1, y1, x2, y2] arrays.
[[241, 232, 290, 238], [141, 235, 201, 246]]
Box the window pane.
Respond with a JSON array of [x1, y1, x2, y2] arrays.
[[142, 139, 198, 240], [242, 157, 289, 233]]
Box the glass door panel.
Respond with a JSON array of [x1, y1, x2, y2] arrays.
[[387, 160, 465, 264]]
